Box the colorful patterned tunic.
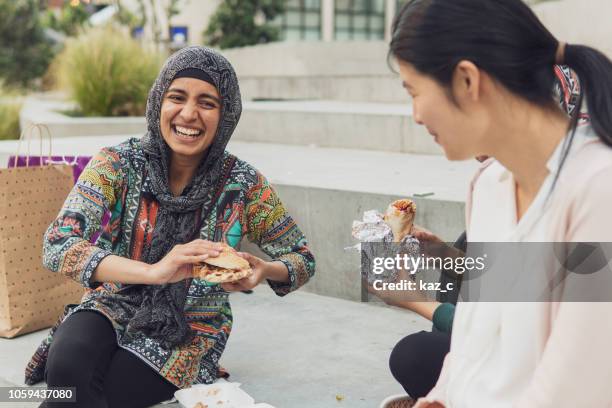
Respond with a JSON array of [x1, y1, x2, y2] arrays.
[[25, 137, 315, 388]]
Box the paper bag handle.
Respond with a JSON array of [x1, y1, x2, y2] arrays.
[[14, 123, 53, 168]]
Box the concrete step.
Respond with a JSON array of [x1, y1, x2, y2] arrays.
[[221, 41, 408, 103], [237, 75, 405, 104], [21, 96, 441, 155], [236, 100, 442, 155], [18, 95, 146, 140], [0, 137, 478, 301]]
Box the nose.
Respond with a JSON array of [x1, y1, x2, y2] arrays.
[[178, 100, 198, 122], [412, 103, 424, 125]]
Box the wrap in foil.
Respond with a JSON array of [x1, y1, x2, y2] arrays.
[[349, 210, 421, 285]]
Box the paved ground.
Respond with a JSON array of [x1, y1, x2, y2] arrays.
[[0, 286, 430, 408]]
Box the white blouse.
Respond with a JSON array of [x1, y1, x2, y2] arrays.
[[416, 124, 612, 408]]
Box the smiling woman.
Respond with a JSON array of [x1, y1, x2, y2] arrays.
[[25, 46, 315, 408], [160, 74, 223, 196]]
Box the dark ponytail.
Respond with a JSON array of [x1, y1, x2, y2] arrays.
[[390, 0, 612, 150]]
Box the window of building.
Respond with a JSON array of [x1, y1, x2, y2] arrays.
[[274, 0, 322, 41], [169, 26, 189, 48], [335, 0, 385, 40]]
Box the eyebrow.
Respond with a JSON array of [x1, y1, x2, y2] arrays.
[[166, 88, 222, 105]]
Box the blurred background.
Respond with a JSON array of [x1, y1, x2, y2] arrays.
[[1, 0, 610, 139]]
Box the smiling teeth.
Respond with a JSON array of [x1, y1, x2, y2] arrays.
[[175, 125, 201, 137]]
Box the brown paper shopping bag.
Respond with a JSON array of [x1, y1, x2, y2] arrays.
[[0, 125, 84, 338]]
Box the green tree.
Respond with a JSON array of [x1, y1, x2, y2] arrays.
[[204, 0, 285, 49], [42, 1, 91, 36], [0, 0, 55, 88]]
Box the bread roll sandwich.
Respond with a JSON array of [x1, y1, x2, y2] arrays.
[[383, 198, 417, 242], [192, 243, 253, 283]]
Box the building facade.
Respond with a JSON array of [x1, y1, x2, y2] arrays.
[[135, 0, 404, 47], [273, 0, 401, 42]]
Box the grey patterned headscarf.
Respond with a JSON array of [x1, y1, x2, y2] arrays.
[[98, 46, 241, 349]]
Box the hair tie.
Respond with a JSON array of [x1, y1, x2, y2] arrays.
[[555, 42, 567, 65]]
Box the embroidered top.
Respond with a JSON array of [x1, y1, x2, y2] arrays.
[[25, 137, 315, 388]]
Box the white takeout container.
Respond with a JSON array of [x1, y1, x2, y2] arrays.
[[174, 382, 276, 408]]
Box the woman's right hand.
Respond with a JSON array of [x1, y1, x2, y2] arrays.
[[148, 239, 225, 285]]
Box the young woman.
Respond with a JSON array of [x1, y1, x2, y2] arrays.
[[378, 65, 585, 407], [26, 46, 315, 408], [388, 0, 612, 407]]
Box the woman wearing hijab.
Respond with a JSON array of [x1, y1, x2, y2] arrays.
[[27, 46, 315, 408], [387, 0, 612, 407]]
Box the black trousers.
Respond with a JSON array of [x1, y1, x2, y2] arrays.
[[40, 310, 178, 408], [388, 330, 451, 399]]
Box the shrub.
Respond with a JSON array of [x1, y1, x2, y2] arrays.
[[0, 82, 22, 140], [0, 0, 55, 89], [54, 27, 161, 117]]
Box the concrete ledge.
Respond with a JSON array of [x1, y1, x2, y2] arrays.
[[237, 100, 442, 155], [252, 186, 466, 301], [221, 41, 396, 78], [219, 42, 407, 103], [20, 96, 442, 155], [236, 75, 406, 104], [0, 137, 476, 301], [19, 95, 146, 139]]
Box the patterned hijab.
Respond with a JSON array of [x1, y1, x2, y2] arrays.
[[99, 46, 242, 349]]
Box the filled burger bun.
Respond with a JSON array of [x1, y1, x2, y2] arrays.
[[383, 198, 417, 242], [192, 243, 253, 283]]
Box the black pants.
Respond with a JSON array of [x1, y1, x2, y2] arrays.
[[40, 310, 178, 408], [388, 330, 451, 399]]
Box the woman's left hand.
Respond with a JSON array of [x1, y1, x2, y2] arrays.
[[221, 252, 269, 292]]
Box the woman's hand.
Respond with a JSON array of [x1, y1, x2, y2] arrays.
[[221, 252, 285, 292], [365, 268, 431, 309], [220, 252, 267, 292], [410, 224, 443, 244], [410, 224, 463, 258], [364, 249, 439, 320], [148, 239, 225, 285]]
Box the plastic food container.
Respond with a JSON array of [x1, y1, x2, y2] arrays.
[[174, 381, 275, 408]]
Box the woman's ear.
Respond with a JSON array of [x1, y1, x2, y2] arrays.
[[452, 60, 481, 105]]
